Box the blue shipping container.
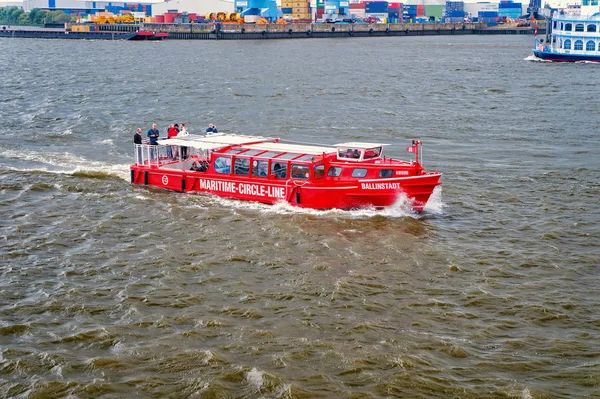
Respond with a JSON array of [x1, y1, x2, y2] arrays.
[[445, 1, 464, 10], [365, 4, 389, 13], [499, 2, 522, 8], [282, 7, 293, 13]]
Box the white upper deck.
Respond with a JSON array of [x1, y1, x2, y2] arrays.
[[159, 134, 393, 157]]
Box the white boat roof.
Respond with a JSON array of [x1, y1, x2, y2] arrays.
[[159, 134, 275, 150], [335, 142, 390, 148], [243, 142, 335, 155]]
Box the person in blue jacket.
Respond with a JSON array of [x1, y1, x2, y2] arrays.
[[206, 123, 218, 134], [147, 123, 159, 145], [147, 123, 159, 160]]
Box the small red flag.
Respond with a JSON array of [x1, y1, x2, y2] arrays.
[[406, 145, 417, 153]]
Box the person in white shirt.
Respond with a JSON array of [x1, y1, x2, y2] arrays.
[[177, 123, 189, 158]]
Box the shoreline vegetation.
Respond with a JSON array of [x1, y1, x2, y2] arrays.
[[0, 6, 71, 26]]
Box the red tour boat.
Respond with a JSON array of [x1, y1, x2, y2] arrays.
[[130, 134, 442, 211]]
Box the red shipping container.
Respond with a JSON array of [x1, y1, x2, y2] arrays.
[[389, 2, 400, 8], [155, 15, 165, 23], [350, 3, 365, 9], [188, 13, 197, 21], [416, 4, 424, 16]]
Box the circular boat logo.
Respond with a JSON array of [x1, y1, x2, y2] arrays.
[[162, 175, 169, 185]]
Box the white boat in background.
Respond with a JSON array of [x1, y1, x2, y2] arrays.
[[534, 2, 600, 62]]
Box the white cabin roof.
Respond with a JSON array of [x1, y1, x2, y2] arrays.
[[335, 142, 390, 148], [243, 142, 335, 155], [159, 134, 275, 151]]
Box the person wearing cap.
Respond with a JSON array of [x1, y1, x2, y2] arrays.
[[206, 123, 218, 135]]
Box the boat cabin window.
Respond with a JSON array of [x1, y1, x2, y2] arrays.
[[564, 39, 572, 50], [291, 164, 310, 179], [351, 168, 368, 178], [271, 162, 287, 179], [258, 151, 282, 159], [587, 24, 597, 32], [296, 155, 315, 162], [239, 149, 262, 156], [364, 147, 382, 159], [234, 157, 250, 176], [575, 40, 584, 50], [252, 160, 268, 177], [277, 153, 301, 160], [314, 164, 325, 179], [379, 169, 394, 178], [327, 167, 342, 177], [587, 40, 596, 51], [214, 156, 231, 174], [575, 23, 584, 32], [338, 148, 361, 159], [565, 23, 572, 31], [224, 149, 244, 155]]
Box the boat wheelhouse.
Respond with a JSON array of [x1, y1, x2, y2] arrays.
[[130, 134, 442, 211], [534, 3, 600, 62]]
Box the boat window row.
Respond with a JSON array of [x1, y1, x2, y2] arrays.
[[214, 155, 310, 180], [554, 21, 597, 32], [560, 38, 598, 51], [224, 147, 314, 162], [327, 166, 398, 178]]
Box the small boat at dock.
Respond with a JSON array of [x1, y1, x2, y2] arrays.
[[129, 134, 442, 211]]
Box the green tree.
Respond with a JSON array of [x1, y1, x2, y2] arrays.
[[18, 13, 29, 25], [28, 8, 40, 24], [9, 7, 24, 23], [33, 10, 48, 25], [46, 10, 70, 23]]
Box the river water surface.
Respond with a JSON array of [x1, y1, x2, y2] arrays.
[[1, 35, 599, 398]]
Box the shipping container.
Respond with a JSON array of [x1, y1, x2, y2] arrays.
[[445, 1, 464, 11], [445, 10, 465, 17], [499, 1, 522, 8], [425, 5, 443, 19], [365, 1, 388, 13]]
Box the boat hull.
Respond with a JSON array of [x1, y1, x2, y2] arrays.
[[130, 165, 441, 211], [533, 49, 600, 62]]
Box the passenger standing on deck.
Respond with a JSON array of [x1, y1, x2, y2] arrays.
[[167, 123, 179, 160], [147, 123, 159, 145], [133, 128, 143, 163], [147, 123, 159, 160], [178, 123, 189, 159], [206, 123, 218, 135]]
